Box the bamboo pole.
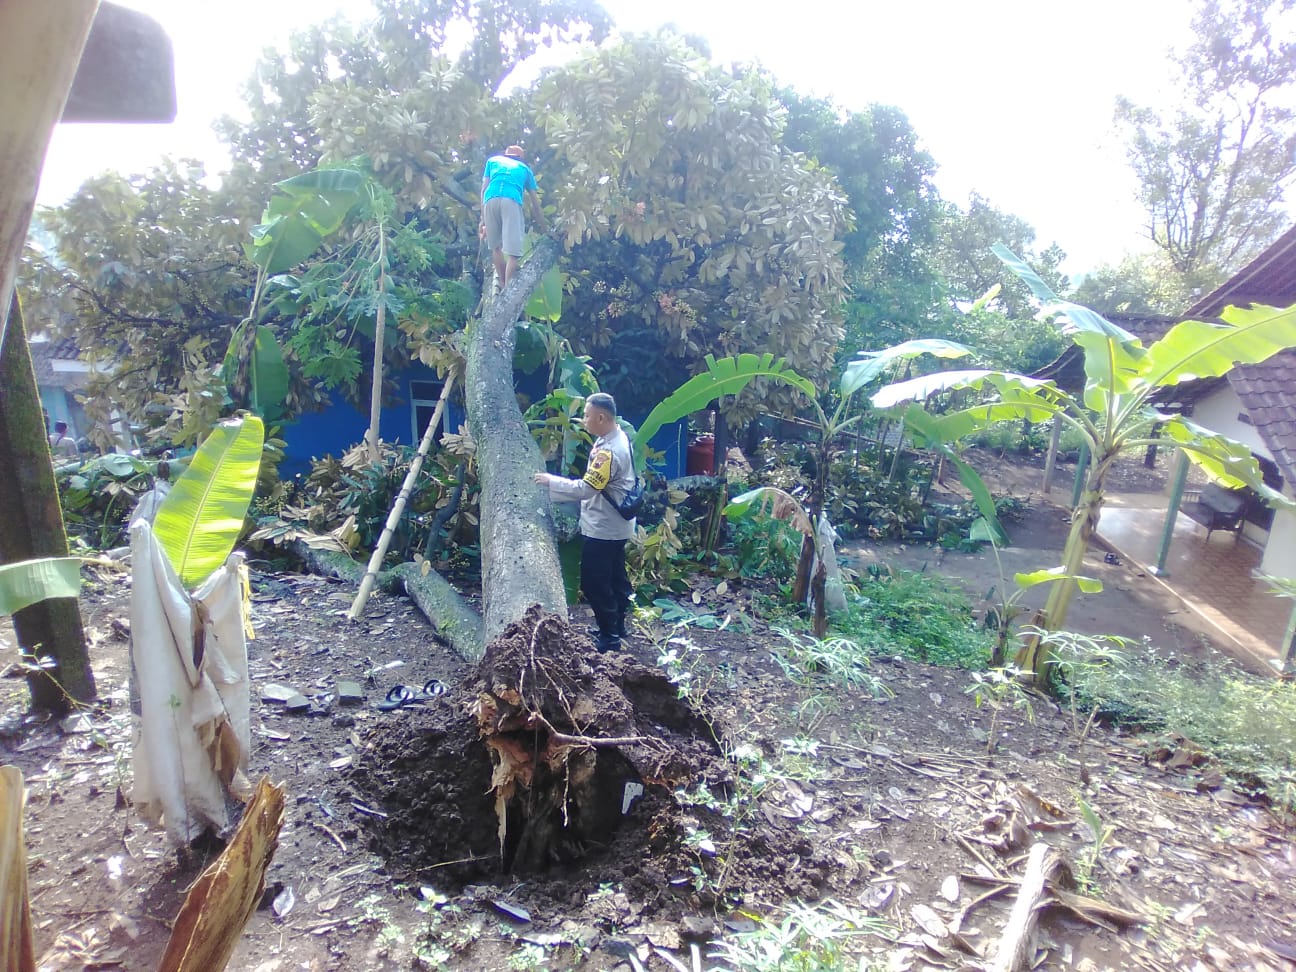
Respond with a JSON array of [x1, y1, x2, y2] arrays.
[[348, 378, 455, 620], [0, 766, 36, 972]]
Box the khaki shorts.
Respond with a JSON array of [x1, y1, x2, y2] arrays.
[[484, 197, 525, 257]]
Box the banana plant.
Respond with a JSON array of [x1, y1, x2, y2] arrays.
[[872, 245, 1296, 676], [653, 345, 979, 634], [152, 414, 264, 588]]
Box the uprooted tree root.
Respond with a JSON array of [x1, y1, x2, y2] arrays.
[[347, 606, 728, 880]]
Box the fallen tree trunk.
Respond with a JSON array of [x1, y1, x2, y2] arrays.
[[395, 564, 484, 662], [465, 236, 566, 641], [289, 540, 483, 661]]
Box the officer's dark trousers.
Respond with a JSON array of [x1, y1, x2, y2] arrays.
[[581, 537, 631, 643]]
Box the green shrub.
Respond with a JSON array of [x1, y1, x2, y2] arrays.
[[58, 454, 160, 549], [258, 441, 474, 566], [727, 514, 801, 582], [1067, 644, 1296, 809], [833, 569, 994, 669]]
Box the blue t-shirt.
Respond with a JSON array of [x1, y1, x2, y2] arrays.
[[481, 155, 538, 205]]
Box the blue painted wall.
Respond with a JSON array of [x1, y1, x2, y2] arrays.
[[278, 362, 685, 482], [279, 363, 465, 480]]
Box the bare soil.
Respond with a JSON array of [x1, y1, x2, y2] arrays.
[[2, 451, 1294, 971]]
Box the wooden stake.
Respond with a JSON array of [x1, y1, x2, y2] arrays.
[[989, 842, 1057, 972]]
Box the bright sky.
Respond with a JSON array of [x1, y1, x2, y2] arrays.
[[38, 0, 1200, 277]]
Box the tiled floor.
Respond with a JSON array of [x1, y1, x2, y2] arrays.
[[1098, 497, 1295, 673]]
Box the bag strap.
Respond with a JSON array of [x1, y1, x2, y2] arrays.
[[599, 435, 638, 508]]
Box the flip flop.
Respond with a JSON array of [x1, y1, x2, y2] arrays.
[[376, 679, 448, 711], [376, 684, 419, 711]]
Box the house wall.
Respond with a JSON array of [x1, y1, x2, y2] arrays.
[[1261, 491, 1296, 579], [279, 364, 466, 480], [1190, 385, 1279, 546], [1192, 386, 1274, 459], [278, 363, 689, 483]]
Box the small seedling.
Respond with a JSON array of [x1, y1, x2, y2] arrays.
[[965, 665, 1034, 753]]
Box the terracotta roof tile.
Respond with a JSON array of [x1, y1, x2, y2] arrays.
[[1227, 350, 1296, 486]]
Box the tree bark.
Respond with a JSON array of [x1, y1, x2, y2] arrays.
[[989, 842, 1062, 972], [289, 540, 483, 662], [0, 297, 94, 711], [466, 236, 566, 641], [397, 566, 484, 662]]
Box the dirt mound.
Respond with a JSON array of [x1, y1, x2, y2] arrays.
[[348, 607, 729, 887]]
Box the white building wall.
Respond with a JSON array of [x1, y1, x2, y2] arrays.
[[1192, 386, 1274, 461], [1260, 494, 1296, 579], [1189, 385, 1282, 549]]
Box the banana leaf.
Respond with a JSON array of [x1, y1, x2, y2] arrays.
[[0, 557, 83, 615], [153, 415, 265, 588], [246, 167, 366, 274], [636, 353, 815, 452], [1141, 303, 1296, 388], [525, 265, 564, 323], [841, 339, 973, 397], [1159, 413, 1296, 510], [248, 325, 289, 422], [1012, 566, 1102, 594], [870, 369, 1052, 412], [993, 244, 1146, 407], [723, 486, 813, 537]]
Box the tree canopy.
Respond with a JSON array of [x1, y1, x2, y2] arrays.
[[20, 0, 1098, 440], [1115, 0, 1296, 287]]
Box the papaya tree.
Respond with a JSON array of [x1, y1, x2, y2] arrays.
[[872, 245, 1296, 676]]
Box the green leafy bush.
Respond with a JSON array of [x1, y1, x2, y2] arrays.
[[834, 569, 994, 669], [57, 454, 159, 549], [256, 440, 475, 567], [1066, 643, 1296, 809]]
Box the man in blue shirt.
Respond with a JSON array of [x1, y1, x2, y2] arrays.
[[479, 144, 546, 292]]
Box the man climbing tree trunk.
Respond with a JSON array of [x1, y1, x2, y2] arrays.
[[465, 236, 566, 640]]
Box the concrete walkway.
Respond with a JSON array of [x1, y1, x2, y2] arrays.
[[1098, 495, 1294, 673]]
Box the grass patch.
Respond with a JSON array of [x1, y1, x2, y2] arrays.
[[832, 569, 994, 669], [1062, 640, 1296, 810]]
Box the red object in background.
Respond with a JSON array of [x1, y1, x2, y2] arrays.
[[686, 435, 715, 475]]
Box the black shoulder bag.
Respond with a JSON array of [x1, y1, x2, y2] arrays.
[[604, 440, 645, 520]]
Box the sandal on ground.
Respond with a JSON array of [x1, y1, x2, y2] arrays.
[[376, 679, 448, 711]]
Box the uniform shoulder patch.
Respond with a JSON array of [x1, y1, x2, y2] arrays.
[[583, 449, 612, 490]]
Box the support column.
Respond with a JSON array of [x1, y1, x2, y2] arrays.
[[1070, 443, 1089, 510], [1152, 449, 1190, 577], [1042, 418, 1061, 496], [1280, 603, 1296, 675]]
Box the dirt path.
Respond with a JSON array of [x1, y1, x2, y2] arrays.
[[842, 449, 1232, 665]]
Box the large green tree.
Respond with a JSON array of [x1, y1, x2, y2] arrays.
[[928, 194, 1068, 373], [530, 34, 849, 420], [778, 91, 947, 365], [25, 163, 252, 448], [1115, 0, 1296, 285], [1071, 251, 1198, 317]]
